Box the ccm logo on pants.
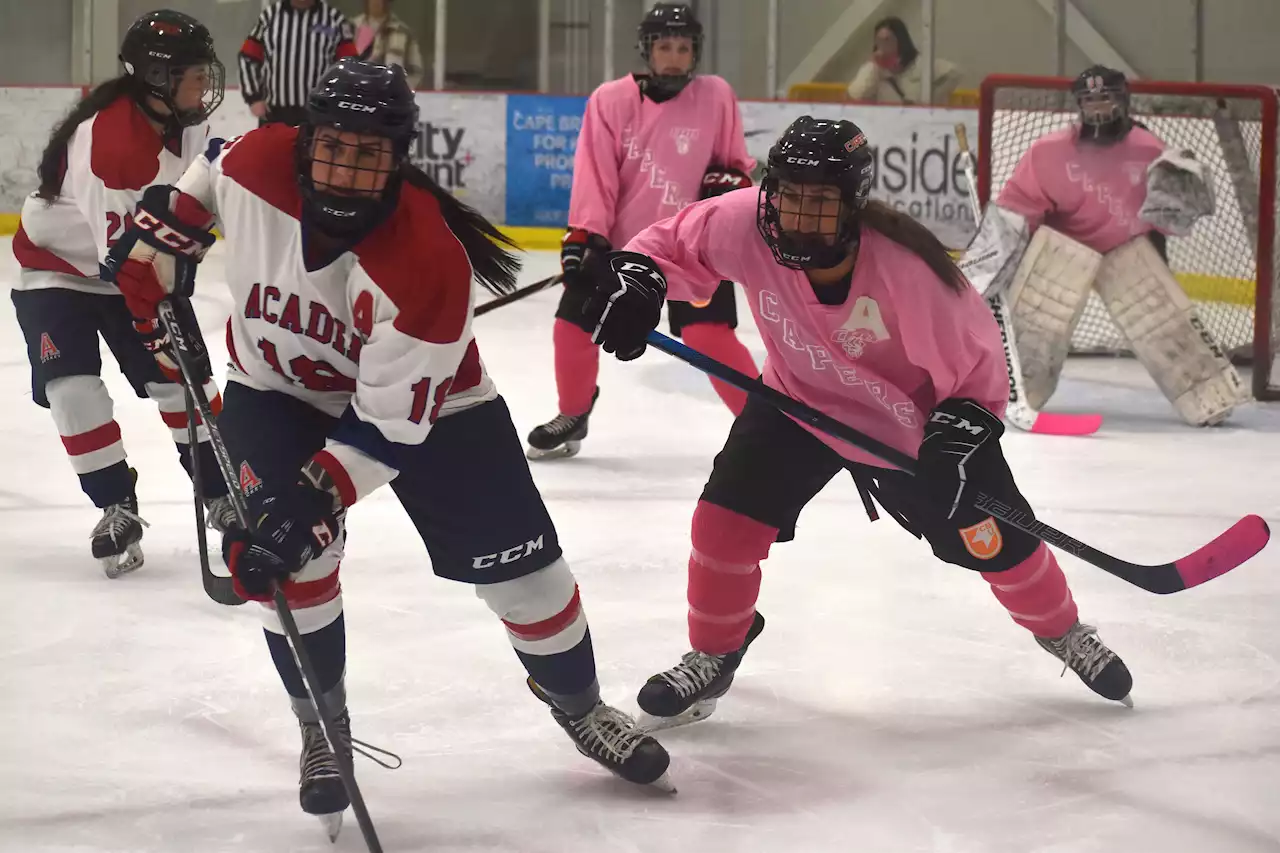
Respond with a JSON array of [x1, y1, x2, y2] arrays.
[[473, 536, 545, 569]]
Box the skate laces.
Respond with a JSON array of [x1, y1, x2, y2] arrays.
[[91, 502, 149, 543], [1052, 623, 1115, 681], [301, 714, 402, 778], [571, 704, 644, 762], [541, 413, 581, 436], [204, 496, 241, 534], [660, 651, 724, 698]]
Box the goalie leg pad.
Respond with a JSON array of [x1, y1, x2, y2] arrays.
[[1006, 227, 1102, 410], [1094, 237, 1244, 426]]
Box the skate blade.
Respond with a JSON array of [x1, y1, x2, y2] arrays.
[[637, 698, 719, 733], [100, 543, 144, 579], [1119, 694, 1134, 708], [317, 811, 343, 842], [526, 440, 581, 461], [648, 771, 677, 794]]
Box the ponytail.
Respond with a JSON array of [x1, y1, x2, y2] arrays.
[[37, 75, 138, 201], [860, 200, 966, 292]]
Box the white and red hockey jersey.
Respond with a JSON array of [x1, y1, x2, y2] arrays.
[[176, 124, 495, 505], [13, 95, 208, 293]]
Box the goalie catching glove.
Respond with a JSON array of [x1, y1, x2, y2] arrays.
[[1139, 148, 1216, 237]]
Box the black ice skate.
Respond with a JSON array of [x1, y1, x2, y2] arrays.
[[90, 470, 147, 578], [636, 611, 766, 731], [1036, 621, 1134, 706], [204, 494, 240, 535], [298, 710, 353, 840], [526, 388, 600, 460], [528, 677, 674, 792]]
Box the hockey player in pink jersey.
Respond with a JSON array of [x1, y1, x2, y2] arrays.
[[579, 116, 1134, 727], [109, 60, 671, 839], [968, 65, 1238, 425], [9, 10, 232, 578], [526, 2, 759, 459]]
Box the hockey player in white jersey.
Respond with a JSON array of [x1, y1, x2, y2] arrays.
[[963, 65, 1238, 426], [9, 9, 233, 577], [109, 59, 671, 837]]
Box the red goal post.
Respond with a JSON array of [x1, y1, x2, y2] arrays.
[[976, 74, 1280, 400]]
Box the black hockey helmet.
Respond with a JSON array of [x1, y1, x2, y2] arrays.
[[637, 3, 703, 97], [297, 58, 419, 236], [1071, 64, 1131, 144], [757, 116, 875, 270], [119, 9, 224, 128]]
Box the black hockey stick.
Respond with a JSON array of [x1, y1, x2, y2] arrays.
[[475, 273, 562, 317], [182, 385, 245, 606], [157, 298, 384, 853], [645, 330, 1269, 594]]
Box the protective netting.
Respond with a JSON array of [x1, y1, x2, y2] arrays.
[[979, 78, 1280, 397]]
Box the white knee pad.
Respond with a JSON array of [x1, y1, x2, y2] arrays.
[[1007, 227, 1103, 409], [46, 374, 113, 435], [475, 558, 587, 655]]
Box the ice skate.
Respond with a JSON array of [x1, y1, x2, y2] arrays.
[[636, 611, 766, 731], [1036, 621, 1134, 706], [204, 494, 240, 534], [90, 471, 147, 578], [528, 677, 674, 792], [526, 388, 599, 460], [298, 710, 353, 840]]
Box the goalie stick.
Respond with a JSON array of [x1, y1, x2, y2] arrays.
[[644, 329, 1269, 594], [954, 123, 1102, 437], [157, 298, 385, 853]]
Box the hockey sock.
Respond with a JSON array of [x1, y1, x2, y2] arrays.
[[687, 501, 777, 655], [680, 322, 756, 416], [145, 381, 227, 495], [981, 543, 1078, 639], [553, 319, 599, 417], [264, 610, 348, 722], [46, 375, 133, 507]]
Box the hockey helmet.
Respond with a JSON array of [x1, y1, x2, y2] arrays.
[[637, 3, 703, 97], [757, 116, 875, 270], [119, 9, 224, 128], [298, 58, 419, 236], [1071, 65, 1132, 143]]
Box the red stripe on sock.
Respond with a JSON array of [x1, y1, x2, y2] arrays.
[[503, 585, 582, 642], [61, 421, 122, 456]]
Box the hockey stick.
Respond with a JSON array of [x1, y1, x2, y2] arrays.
[[644, 329, 1269, 594], [182, 385, 245, 606], [954, 123, 1102, 437], [476, 273, 562, 317], [157, 298, 385, 853]]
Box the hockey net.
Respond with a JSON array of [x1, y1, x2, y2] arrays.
[[977, 75, 1280, 399]]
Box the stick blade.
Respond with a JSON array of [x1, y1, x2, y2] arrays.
[[1028, 411, 1103, 436], [1173, 514, 1270, 591]]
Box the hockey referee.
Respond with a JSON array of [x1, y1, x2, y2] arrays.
[[239, 0, 358, 126]]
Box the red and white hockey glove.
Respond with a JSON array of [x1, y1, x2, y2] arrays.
[[700, 166, 752, 200], [105, 185, 216, 321]]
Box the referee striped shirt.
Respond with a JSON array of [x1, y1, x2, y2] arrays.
[[239, 0, 357, 109]]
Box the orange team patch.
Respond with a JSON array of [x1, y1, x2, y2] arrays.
[[690, 299, 712, 308], [959, 516, 1004, 560]]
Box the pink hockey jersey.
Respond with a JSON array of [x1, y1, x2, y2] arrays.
[[569, 74, 754, 248], [625, 189, 1008, 468], [995, 124, 1167, 254], [13, 95, 209, 294], [174, 125, 494, 505]]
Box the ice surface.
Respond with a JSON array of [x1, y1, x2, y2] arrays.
[[1, 242, 1277, 853]]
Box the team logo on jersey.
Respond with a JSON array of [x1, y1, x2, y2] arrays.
[[38, 333, 60, 363], [959, 517, 1004, 560], [670, 127, 700, 155], [239, 462, 263, 496]]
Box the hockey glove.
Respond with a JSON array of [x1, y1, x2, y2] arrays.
[[700, 166, 752, 200], [560, 228, 612, 292], [222, 480, 343, 601], [583, 251, 668, 361], [916, 398, 1004, 520]]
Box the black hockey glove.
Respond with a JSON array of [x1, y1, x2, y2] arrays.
[[916, 398, 1005, 520], [582, 251, 668, 361], [560, 228, 612, 292], [222, 480, 343, 601]]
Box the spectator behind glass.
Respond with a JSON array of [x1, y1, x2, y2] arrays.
[[353, 0, 424, 89], [846, 17, 961, 105]]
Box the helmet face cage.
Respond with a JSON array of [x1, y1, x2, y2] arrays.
[[155, 58, 225, 127], [121, 14, 225, 127], [1072, 67, 1130, 142], [637, 4, 703, 88]]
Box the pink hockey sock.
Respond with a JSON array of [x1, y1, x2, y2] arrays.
[[680, 322, 757, 416], [981, 544, 1078, 639], [687, 501, 777, 654], [553, 319, 599, 417]]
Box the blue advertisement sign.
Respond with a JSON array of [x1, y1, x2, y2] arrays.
[[505, 94, 588, 228]]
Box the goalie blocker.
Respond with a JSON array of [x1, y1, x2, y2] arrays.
[[1004, 225, 1242, 426]]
